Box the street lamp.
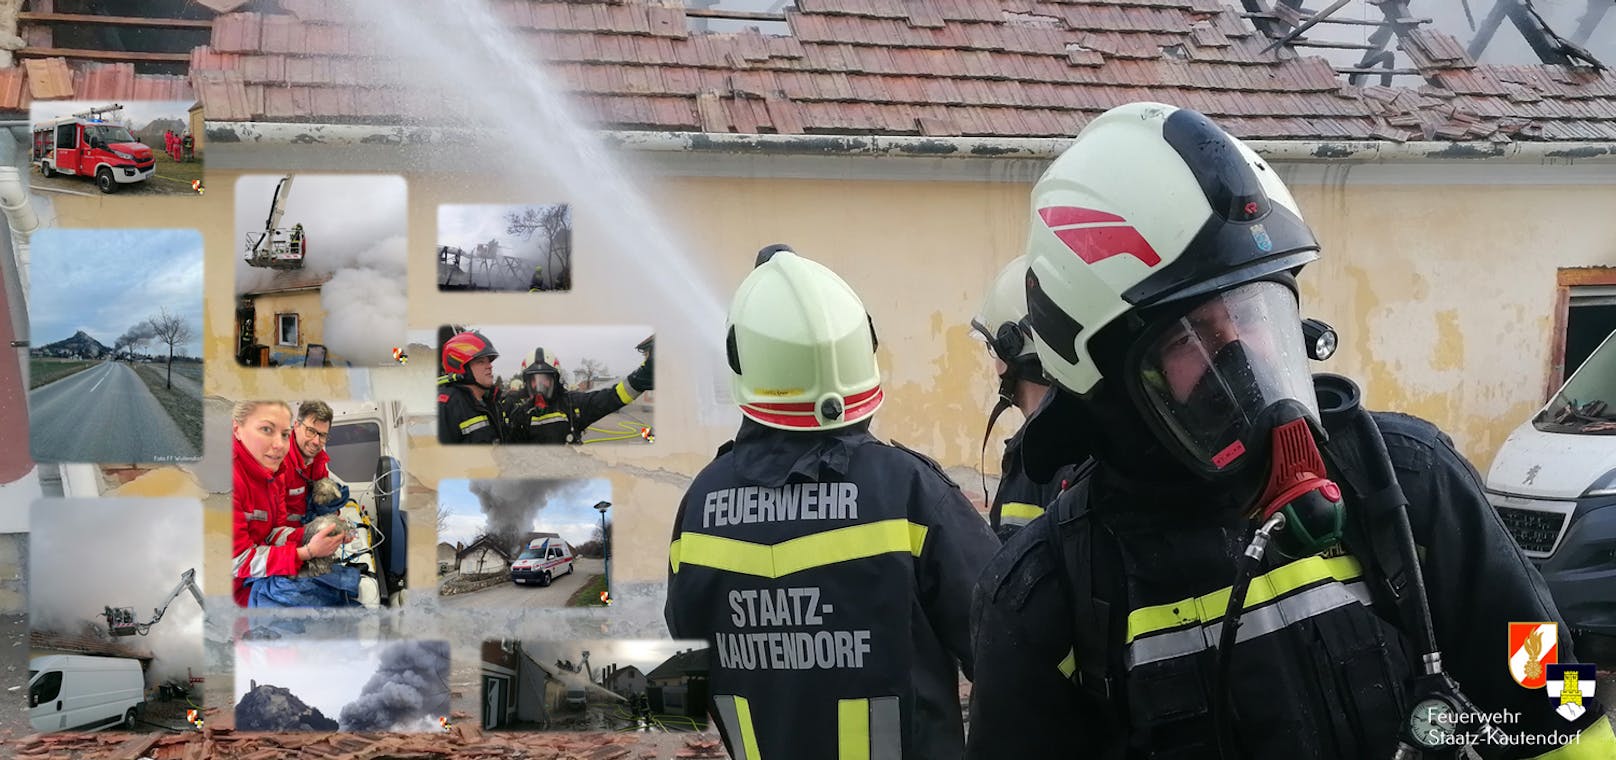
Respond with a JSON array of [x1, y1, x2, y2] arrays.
[[593, 501, 612, 591]]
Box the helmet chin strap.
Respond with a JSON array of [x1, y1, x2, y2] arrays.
[[979, 370, 1020, 508]]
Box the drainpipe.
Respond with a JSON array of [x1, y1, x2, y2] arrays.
[[0, 127, 35, 343]]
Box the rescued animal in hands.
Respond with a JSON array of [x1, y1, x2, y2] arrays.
[[298, 513, 358, 578]]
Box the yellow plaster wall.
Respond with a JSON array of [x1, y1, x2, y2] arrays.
[[51, 167, 1616, 586]]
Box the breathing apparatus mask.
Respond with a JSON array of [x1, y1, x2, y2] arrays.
[[1127, 279, 1343, 558], [528, 373, 557, 403]]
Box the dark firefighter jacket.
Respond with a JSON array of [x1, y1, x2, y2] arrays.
[[438, 377, 505, 444], [966, 411, 1615, 760], [990, 423, 1090, 542], [666, 419, 998, 760], [505, 379, 641, 444]]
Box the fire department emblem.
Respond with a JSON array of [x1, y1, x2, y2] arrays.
[[1250, 223, 1273, 252], [1508, 622, 1558, 689], [1546, 663, 1595, 721]]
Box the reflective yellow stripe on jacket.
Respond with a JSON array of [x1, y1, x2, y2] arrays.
[[669, 519, 928, 578], [1000, 502, 1044, 523], [1531, 716, 1616, 759]]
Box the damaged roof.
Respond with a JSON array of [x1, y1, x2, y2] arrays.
[[4, 711, 729, 759], [3, 1, 1616, 143], [30, 630, 154, 662]]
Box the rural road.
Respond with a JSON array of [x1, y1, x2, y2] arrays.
[[442, 558, 604, 609], [29, 361, 194, 462]]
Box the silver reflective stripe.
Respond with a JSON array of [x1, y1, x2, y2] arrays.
[[1126, 581, 1371, 670], [868, 696, 900, 760], [247, 546, 270, 577], [286, 513, 304, 523], [462, 420, 489, 434], [246, 509, 269, 522], [232, 549, 252, 576], [269, 527, 297, 545], [714, 695, 750, 760], [531, 416, 567, 427]]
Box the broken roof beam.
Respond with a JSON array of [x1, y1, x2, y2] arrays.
[[1238, 0, 1288, 39], [17, 12, 213, 29], [1239, 12, 1430, 28], [1261, 0, 1353, 55], [1503, 0, 1576, 66], [16, 47, 191, 63], [685, 8, 785, 22], [1570, 0, 1610, 46], [1466, 0, 1510, 60]]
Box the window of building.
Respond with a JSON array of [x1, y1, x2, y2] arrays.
[[276, 313, 299, 347], [1548, 269, 1616, 400]]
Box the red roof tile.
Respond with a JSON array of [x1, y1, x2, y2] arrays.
[[4, 0, 1606, 141]]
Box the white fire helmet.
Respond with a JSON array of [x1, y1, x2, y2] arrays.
[[972, 255, 1039, 370], [726, 247, 882, 431], [1023, 102, 1324, 477]]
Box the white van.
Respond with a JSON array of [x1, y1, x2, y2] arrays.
[[1485, 329, 1616, 638], [510, 538, 574, 587], [28, 655, 145, 732]]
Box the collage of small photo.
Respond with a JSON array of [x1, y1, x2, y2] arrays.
[[234, 174, 407, 368], [28, 499, 205, 734], [437, 478, 612, 610], [234, 640, 451, 733], [427, 325, 655, 446], [29, 100, 203, 196], [27, 229, 204, 464], [437, 204, 572, 292], [475, 639, 711, 733], [230, 400, 409, 610]]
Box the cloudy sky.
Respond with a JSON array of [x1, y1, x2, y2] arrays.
[[520, 639, 706, 677], [438, 478, 611, 547], [30, 499, 204, 682], [30, 100, 191, 131], [437, 203, 566, 259], [408, 325, 651, 383], [30, 229, 203, 356], [235, 641, 382, 721]]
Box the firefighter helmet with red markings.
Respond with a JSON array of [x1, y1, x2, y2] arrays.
[[441, 330, 498, 378]]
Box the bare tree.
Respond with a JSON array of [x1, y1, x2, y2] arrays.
[[148, 307, 194, 389], [504, 205, 572, 290], [574, 357, 608, 387]]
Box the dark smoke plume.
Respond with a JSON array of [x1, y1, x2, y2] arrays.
[[337, 641, 451, 731], [468, 479, 589, 553]]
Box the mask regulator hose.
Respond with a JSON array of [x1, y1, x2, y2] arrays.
[[1212, 403, 1347, 757]]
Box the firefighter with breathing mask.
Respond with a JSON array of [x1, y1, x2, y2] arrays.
[[504, 344, 652, 444], [965, 102, 1614, 759], [972, 255, 1091, 541]]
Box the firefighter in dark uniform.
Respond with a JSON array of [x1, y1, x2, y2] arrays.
[[438, 329, 507, 444], [971, 255, 1089, 541], [666, 247, 998, 760], [966, 103, 1616, 759], [504, 345, 653, 444]]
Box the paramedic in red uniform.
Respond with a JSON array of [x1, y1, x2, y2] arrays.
[[231, 400, 346, 606]]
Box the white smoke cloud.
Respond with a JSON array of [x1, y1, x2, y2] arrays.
[[319, 236, 409, 365], [234, 176, 408, 366], [29, 499, 204, 685]]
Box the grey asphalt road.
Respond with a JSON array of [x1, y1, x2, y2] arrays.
[[442, 558, 604, 609], [29, 361, 195, 462]]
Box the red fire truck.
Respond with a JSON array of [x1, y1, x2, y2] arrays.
[[31, 104, 155, 194]]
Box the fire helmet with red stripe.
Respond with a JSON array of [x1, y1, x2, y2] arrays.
[[1023, 103, 1324, 480], [726, 245, 882, 431], [441, 330, 498, 385]]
